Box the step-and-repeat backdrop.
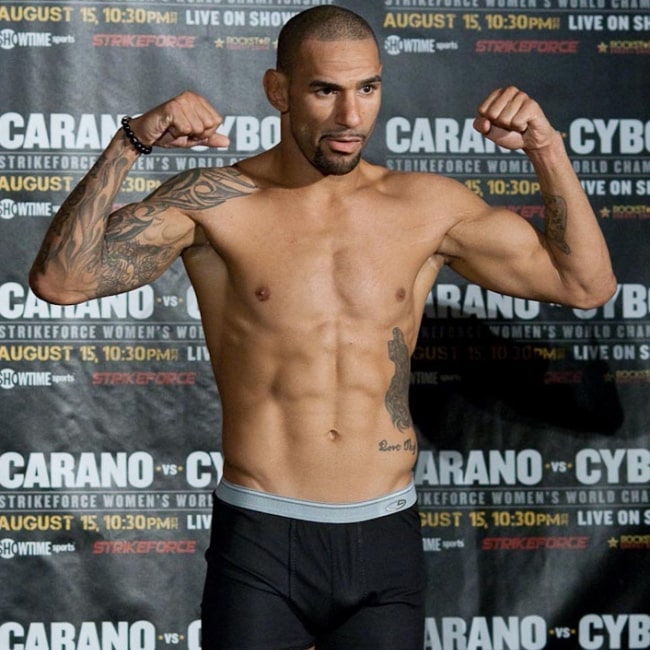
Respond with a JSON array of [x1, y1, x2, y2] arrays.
[[1, 1, 648, 648]]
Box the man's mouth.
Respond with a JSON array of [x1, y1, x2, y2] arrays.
[[323, 135, 363, 154]]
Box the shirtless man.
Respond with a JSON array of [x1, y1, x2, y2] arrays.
[[29, 5, 616, 649]]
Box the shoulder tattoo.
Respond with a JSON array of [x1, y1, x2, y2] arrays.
[[148, 167, 257, 213]]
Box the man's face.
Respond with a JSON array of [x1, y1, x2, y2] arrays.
[[284, 38, 382, 176]]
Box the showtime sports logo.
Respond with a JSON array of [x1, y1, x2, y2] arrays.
[[384, 34, 458, 55], [0, 367, 74, 390], [0, 538, 74, 559], [0, 198, 54, 220], [0, 28, 74, 49]]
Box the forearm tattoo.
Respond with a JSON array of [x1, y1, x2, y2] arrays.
[[32, 153, 131, 284], [543, 192, 571, 255], [385, 327, 414, 432]]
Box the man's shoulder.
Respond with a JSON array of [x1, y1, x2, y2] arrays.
[[147, 164, 259, 216], [369, 163, 470, 200], [181, 164, 255, 184], [173, 163, 259, 194]]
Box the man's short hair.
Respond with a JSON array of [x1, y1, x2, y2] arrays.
[[276, 5, 378, 73]]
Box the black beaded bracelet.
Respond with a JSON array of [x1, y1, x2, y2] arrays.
[[121, 116, 153, 155]]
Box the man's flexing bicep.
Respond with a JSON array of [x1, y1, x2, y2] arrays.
[[94, 166, 258, 297], [442, 203, 571, 304], [30, 169, 196, 305], [97, 200, 195, 298], [30, 91, 239, 306]]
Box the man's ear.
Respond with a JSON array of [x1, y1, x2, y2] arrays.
[[263, 69, 289, 113]]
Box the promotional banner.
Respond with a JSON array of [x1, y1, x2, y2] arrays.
[[1, 1, 648, 648]]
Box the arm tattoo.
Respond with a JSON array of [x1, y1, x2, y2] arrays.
[[34, 163, 256, 298], [94, 169, 256, 295], [99, 208, 179, 296], [96, 169, 256, 294], [32, 153, 132, 282], [385, 327, 414, 432], [148, 167, 257, 211], [543, 192, 571, 255]]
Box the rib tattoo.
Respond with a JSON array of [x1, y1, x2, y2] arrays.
[[385, 327, 414, 432]]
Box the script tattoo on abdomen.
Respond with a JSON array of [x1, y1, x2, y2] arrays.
[[385, 327, 414, 432]]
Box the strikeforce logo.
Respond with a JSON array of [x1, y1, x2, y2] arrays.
[[91, 34, 196, 48]]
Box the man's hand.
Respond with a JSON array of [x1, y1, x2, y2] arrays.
[[126, 91, 231, 150], [473, 86, 557, 153]]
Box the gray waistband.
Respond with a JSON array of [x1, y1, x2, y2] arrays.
[[215, 478, 417, 524]]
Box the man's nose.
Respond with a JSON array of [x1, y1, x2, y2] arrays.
[[335, 93, 362, 127]]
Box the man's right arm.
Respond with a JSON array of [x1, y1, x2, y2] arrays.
[[29, 91, 229, 306]]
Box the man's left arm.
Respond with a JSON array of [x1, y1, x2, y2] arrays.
[[467, 86, 617, 308]]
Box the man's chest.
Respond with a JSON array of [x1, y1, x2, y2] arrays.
[[190, 190, 446, 320]]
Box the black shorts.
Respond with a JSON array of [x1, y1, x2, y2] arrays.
[[201, 483, 426, 650]]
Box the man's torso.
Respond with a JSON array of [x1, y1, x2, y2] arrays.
[[179, 160, 458, 502]]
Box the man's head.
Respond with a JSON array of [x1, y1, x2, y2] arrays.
[[264, 6, 382, 177], [276, 5, 378, 75]]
